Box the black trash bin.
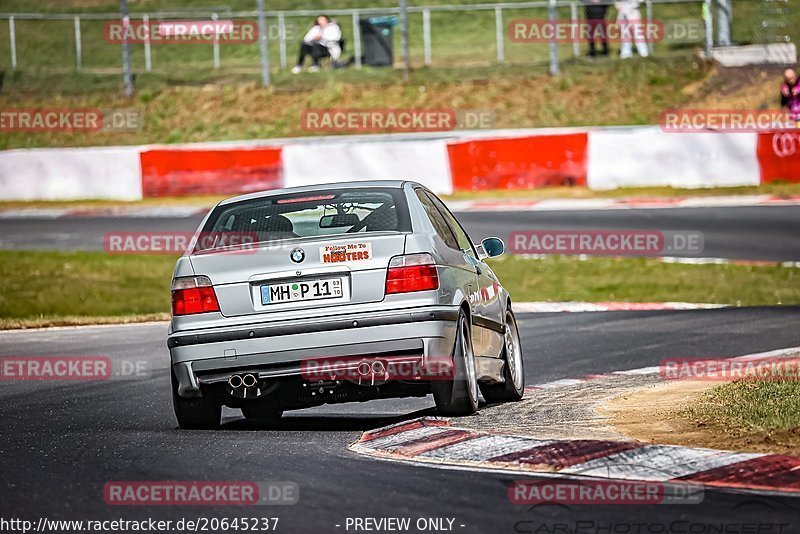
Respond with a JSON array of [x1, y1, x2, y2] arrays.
[[359, 16, 397, 67]]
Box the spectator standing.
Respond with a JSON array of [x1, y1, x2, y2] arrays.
[[292, 15, 343, 74], [616, 0, 649, 58], [780, 68, 800, 126], [584, 0, 610, 58]]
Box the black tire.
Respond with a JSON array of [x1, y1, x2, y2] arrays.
[[480, 309, 525, 403], [241, 401, 283, 427], [432, 310, 479, 416], [171, 370, 221, 430]]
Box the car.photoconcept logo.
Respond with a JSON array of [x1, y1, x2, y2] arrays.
[[290, 248, 305, 263]]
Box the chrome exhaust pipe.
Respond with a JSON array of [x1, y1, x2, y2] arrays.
[[228, 374, 243, 389], [357, 361, 372, 376], [371, 360, 386, 375], [242, 373, 258, 388], [227, 373, 262, 399]]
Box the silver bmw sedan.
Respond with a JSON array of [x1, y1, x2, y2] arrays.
[[168, 180, 524, 429]]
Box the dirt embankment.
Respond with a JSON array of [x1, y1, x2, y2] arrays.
[[599, 380, 800, 455]]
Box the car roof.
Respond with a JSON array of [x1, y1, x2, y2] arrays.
[[218, 180, 418, 206]]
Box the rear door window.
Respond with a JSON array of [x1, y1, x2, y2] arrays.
[[415, 188, 459, 250], [425, 191, 476, 257]]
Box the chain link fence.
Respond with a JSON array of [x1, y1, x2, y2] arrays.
[[0, 0, 794, 80]]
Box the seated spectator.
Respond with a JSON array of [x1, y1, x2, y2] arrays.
[[292, 15, 343, 74], [780, 68, 800, 126]]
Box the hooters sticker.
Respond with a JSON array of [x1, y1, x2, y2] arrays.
[[320, 242, 372, 264]]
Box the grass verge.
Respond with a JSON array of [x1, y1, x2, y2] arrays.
[[2, 251, 798, 329], [688, 380, 800, 435], [0, 251, 175, 329], [487, 255, 800, 306], [1, 58, 709, 149], [679, 380, 800, 453]]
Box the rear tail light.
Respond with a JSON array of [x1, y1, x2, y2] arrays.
[[171, 275, 220, 316], [385, 253, 439, 294]]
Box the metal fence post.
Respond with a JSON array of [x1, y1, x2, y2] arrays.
[[548, 0, 559, 74], [119, 0, 134, 97], [143, 14, 152, 71], [9, 16, 17, 70], [703, 0, 714, 58], [74, 16, 82, 71], [256, 0, 271, 86], [570, 2, 580, 58], [645, 0, 653, 55], [278, 13, 287, 70], [353, 12, 362, 69], [212, 13, 220, 69], [716, 0, 732, 46], [400, 0, 410, 80], [423, 9, 432, 65], [494, 6, 505, 63]]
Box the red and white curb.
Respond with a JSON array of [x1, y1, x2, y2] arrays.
[[350, 347, 800, 496], [527, 346, 800, 390], [513, 301, 726, 313], [448, 195, 800, 213], [517, 253, 800, 268]]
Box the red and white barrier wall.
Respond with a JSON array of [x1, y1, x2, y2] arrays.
[[1, 126, 798, 200], [0, 146, 143, 201]]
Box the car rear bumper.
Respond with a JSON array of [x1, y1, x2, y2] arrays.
[[169, 306, 460, 398]]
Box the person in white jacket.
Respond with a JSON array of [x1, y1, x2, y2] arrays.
[[292, 15, 343, 73], [615, 0, 649, 58]]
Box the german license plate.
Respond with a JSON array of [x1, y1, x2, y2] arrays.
[[261, 277, 344, 305]]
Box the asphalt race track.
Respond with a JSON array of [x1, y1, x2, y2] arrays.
[[2, 206, 800, 261], [1, 307, 799, 531]]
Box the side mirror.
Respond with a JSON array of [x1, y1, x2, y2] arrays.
[[481, 237, 505, 258]]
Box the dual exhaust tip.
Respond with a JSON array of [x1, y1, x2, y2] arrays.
[[228, 373, 258, 390], [228, 360, 387, 392], [357, 359, 387, 377]]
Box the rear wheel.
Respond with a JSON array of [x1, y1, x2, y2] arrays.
[[480, 309, 525, 403], [432, 310, 479, 416], [171, 371, 221, 429]]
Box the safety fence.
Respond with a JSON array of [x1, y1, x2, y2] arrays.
[[1, 0, 776, 79]]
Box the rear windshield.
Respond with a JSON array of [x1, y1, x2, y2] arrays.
[[196, 188, 411, 252]]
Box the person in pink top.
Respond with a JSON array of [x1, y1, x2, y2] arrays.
[[780, 68, 800, 126]]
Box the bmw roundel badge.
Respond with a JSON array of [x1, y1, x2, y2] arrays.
[[290, 248, 305, 264]]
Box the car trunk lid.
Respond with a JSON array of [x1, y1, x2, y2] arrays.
[[189, 233, 407, 317]]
